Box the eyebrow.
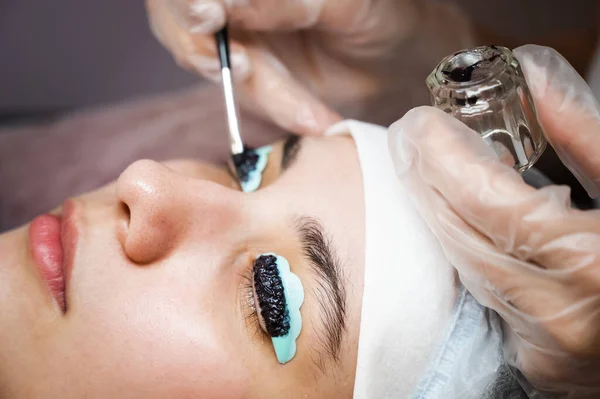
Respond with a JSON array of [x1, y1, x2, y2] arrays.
[[281, 134, 302, 171], [295, 216, 347, 371]]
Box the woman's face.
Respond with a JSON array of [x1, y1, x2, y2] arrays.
[[0, 135, 365, 398]]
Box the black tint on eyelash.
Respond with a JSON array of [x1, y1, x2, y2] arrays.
[[281, 135, 301, 170], [253, 254, 290, 337], [232, 147, 260, 183]]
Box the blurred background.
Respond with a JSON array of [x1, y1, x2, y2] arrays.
[[2, 0, 599, 124], [1, 0, 600, 229]]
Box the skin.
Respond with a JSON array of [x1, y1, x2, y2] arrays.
[[0, 135, 365, 398]]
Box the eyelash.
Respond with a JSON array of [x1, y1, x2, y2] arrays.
[[240, 269, 263, 338], [241, 256, 291, 340]]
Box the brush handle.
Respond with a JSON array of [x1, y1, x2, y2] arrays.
[[214, 25, 244, 156]]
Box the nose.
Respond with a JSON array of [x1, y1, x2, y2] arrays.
[[116, 160, 241, 264]]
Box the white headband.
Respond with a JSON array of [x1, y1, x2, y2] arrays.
[[326, 120, 459, 398]]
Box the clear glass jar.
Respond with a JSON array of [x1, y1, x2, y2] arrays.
[[426, 45, 546, 173]]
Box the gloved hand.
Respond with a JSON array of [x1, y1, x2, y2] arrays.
[[389, 44, 600, 397], [146, 0, 473, 135]]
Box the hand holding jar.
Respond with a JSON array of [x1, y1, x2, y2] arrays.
[[389, 45, 600, 397]]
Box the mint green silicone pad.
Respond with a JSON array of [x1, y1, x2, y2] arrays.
[[260, 253, 305, 364], [240, 146, 272, 193]]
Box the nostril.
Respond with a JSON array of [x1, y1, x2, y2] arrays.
[[116, 201, 132, 253], [119, 202, 131, 225]]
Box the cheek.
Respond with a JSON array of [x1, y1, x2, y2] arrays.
[[59, 256, 251, 398], [57, 296, 251, 398]]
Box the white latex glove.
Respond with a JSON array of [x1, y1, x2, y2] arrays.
[[146, 0, 473, 135], [389, 45, 600, 397]]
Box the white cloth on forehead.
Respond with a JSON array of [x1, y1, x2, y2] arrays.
[[325, 120, 458, 397]]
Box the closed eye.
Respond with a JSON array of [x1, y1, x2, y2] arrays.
[[224, 135, 303, 190]]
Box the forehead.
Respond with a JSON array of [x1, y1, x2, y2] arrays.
[[260, 135, 365, 378], [274, 136, 363, 243]]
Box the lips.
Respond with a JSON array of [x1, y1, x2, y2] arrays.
[[28, 201, 77, 312]]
